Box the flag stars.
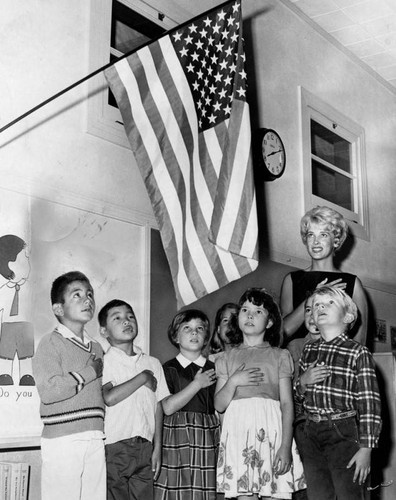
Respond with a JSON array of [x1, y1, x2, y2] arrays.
[[233, 2, 240, 13], [169, 0, 246, 129], [179, 46, 188, 57]]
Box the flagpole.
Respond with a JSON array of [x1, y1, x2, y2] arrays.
[[0, 0, 235, 135]]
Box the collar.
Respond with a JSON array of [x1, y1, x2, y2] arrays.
[[320, 332, 349, 344], [177, 353, 206, 368], [55, 322, 92, 346], [110, 344, 143, 359]]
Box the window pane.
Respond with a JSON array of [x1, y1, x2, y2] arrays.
[[311, 120, 351, 173], [111, 1, 165, 54], [109, 1, 167, 108], [312, 159, 353, 210]]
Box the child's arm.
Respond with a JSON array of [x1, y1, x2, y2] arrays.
[[214, 363, 264, 413], [152, 401, 163, 481], [33, 336, 103, 404], [162, 368, 216, 415], [103, 370, 157, 406], [352, 278, 368, 345], [273, 377, 294, 475]]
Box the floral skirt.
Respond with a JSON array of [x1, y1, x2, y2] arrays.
[[217, 398, 306, 499]]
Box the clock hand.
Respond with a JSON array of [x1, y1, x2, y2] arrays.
[[267, 150, 282, 157]]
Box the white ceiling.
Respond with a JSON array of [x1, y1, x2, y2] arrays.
[[289, 0, 396, 93]]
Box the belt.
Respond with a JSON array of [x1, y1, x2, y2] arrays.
[[129, 436, 149, 443], [306, 410, 356, 423]]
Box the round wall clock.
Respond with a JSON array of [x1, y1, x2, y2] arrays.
[[257, 128, 286, 181]]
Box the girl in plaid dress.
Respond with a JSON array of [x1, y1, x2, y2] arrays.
[[215, 288, 306, 499], [154, 309, 220, 500]]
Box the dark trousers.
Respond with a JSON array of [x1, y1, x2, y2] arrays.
[[297, 417, 366, 500], [106, 438, 154, 500]]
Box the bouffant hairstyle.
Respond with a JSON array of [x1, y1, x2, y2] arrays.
[[300, 206, 348, 251], [227, 288, 283, 347], [168, 309, 210, 348]]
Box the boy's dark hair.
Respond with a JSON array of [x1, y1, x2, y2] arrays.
[[51, 271, 91, 305], [209, 303, 239, 354], [227, 288, 283, 347], [168, 309, 210, 348], [98, 299, 135, 327]]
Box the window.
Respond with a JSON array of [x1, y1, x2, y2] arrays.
[[300, 87, 369, 240], [87, 0, 182, 148]]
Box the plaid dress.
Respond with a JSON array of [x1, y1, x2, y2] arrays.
[[155, 357, 220, 500]]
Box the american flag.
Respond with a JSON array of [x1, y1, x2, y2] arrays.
[[105, 0, 258, 307]]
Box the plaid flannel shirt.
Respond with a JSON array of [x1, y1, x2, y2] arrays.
[[295, 333, 382, 447]]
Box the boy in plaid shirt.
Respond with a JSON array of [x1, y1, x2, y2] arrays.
[[295, 285, 381, 500]]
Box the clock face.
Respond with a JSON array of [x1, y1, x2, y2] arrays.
[[261, 130, 285, 178]]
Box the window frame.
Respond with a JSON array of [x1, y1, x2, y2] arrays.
[[87, 0, 180, 148], [299, 86, 369, 240]]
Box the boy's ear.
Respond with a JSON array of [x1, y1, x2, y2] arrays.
[[100, 326, 108, 338], [343, 312, 354, 324], [52, 303, 64, 317]]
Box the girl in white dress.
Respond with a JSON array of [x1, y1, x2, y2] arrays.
[[215, 288, 306, 499]]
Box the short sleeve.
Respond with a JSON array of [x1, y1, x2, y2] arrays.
[[279, 348, 294, 379], [102, 350, 117, 387], [215, 354, 228, 381], [153, 359, 171, 402]]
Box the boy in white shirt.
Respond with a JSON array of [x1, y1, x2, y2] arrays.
[[99, 299, 170, 500]]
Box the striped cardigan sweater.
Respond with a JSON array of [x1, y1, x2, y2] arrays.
[[33, 330, 105, 439]]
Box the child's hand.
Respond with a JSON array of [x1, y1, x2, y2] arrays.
[[274, 445, 292, 475], [87, 355, 103, 378], [300, 360, 330, 387], [231, 363, 264, 387], [194, 368, 216, 389], [347, 447, 371, 485], [316, 277, 346, 290], [142, 370, 157, 392]]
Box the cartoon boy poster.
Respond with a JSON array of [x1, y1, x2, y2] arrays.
[[0, 234, 34, 385]]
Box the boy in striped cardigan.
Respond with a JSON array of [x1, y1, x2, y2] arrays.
[[33, 271, 106, 500]]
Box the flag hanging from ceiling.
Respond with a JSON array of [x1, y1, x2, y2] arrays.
[[105, 0, 258, 307]]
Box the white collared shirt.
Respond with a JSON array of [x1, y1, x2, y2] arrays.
[[103, 345, 170, 445]]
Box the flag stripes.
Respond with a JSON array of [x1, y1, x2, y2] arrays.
[[105, 0, 259, 306]]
